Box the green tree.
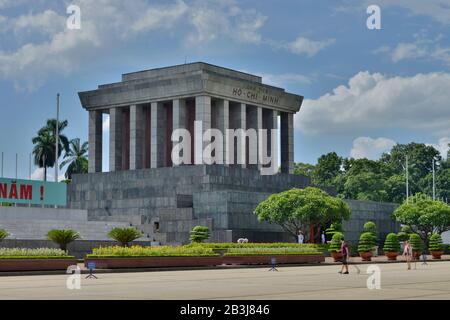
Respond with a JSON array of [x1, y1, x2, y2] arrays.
[[60, 138, 89, 179], [408, 233, 423, 253], [314, 152, 342, 186], [47, 229, 80, 251], [254, 187, 351, 242], [392, 195, 450, 246], [293, 162, 316, 180], [358, 232, 377, 252], [108, 227, 142, 247], [342, 172, 388, 201], [189, 226, 211, 243], [32, 119, 70, 181]]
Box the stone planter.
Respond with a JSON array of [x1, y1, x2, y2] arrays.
[[85, 256, 224, 269], [330, 251, 343, 262], [222, 254, 324, 265], [384, 252, 398, 261], [413, 251, 422, 259], [359, 251, 373, 261], [431, 251, 444, 259], [0, 259, 77, 272]]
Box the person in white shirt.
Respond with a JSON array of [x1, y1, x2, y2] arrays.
[[298, 231, 304, 244], [321, 232, 326, 244]]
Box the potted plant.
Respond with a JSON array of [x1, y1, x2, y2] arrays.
[[408, 233, 423, 259], [429, 233, 444, 259], [383, 233, 400, 260], [328, 232, 344, 262], [358, 232, 377, 261], [0, 229, 9, 242], [363, 221, 378, 256]]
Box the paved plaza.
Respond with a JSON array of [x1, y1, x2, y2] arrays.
[[0, 261, 449, 300]]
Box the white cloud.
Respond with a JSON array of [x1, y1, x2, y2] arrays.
[[0, 0, 268, 90], [287, 37, 335, 57], [31, 166, 65, 182], [350, 137, 396, 160], [391, 42, 428, 62], [429, 137, 450, 159], [296, 71, 450, 136], [378, 33, 450, 65], [376, 0, 450, 25], [251, 72, 312, 87]]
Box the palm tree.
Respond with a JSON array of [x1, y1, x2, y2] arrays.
[[32, 119, 69, 181], [60, 138, 88, 179]]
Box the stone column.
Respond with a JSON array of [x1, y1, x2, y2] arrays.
[[88, 110, 102, 173], [215, 99, 229, 165], [151, 102, 166, 168], [262, 108, 278, 170], [109, 107, 123, 172], [246, 105, 262, 169], [130, 104, 144, 170], [280, 112, 294, 174], [195, 96, 211, 164], [172, 99, 187, 166], [236, 103, 247, 168]]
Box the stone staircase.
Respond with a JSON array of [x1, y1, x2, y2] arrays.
[[0, 206, 149, 241], [132, 207, 213, 245]]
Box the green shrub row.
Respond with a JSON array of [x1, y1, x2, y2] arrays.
[[87, 245, 219, 258], [0, 248, 72, 258], [223, 247, 321, 256]]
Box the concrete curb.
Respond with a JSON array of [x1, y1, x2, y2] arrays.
[[0, 257, 448, 277]]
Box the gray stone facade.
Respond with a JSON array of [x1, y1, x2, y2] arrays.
[[70, 63, 400, 245]]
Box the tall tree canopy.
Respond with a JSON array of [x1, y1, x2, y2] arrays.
[[392, 195, 450, 246], [254, 187, 351, 242], [294, 142, 448, 204], [32, 119, 69, 181]]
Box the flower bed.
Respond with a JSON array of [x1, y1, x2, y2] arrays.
[[0, 248, 76, 271], [85, 245, 325, 268]]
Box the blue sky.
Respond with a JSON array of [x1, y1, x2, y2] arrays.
[[0, 0, 450, 180]]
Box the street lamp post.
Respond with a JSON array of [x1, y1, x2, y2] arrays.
[[55, 93, 60, 183], [432, 158, 436, 201]]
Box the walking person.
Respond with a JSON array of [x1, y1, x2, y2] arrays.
[[338, 239, 350, 274], [403, 240, 413, 270], [298, 231, 304, 244]]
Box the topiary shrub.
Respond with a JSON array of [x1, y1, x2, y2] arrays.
[[108, 227, 142, 247], [325, 223, 342, 238], [358, 232, 377, 253], [397, 225, 412, 242], [408, 233, 423, 253], [328, 232, 344, 252], [0, 229, 9, 242], [383, 233, 400, 253], [429, 234, 443, 252], [363, 221, 377, 234], [189, 226, 211, 243], [47, 229, 80, 251]]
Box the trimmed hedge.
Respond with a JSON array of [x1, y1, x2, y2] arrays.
[[0, 248, 72, 258], [87, 245, 219, 258], [328, 232, 344, 252], [358, 232, 377, 252], [383, 233, 400, 253], [223, 247, 321, 256], [408, 234, 423, 252], [429, 234, 443, 251]]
